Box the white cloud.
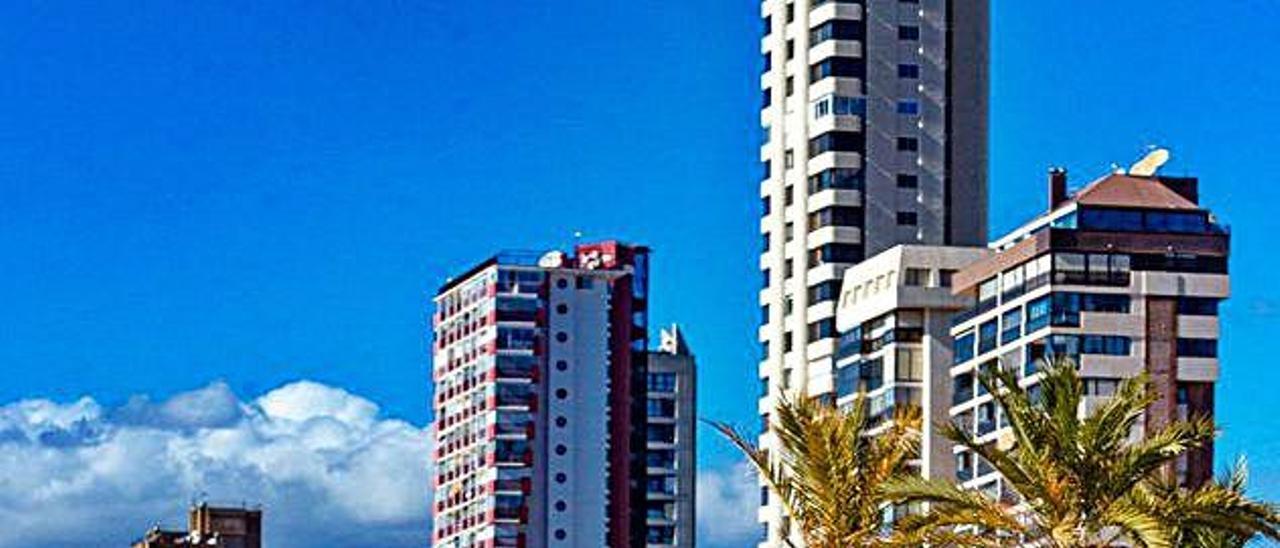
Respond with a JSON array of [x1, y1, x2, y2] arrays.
[[0, 381, 431, 548], [697, 460, 760, 547]]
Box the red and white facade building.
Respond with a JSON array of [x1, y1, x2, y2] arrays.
[[431, 241, 655, 547]]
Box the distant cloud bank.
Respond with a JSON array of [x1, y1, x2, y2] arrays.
[[0, 381, 431, 548]]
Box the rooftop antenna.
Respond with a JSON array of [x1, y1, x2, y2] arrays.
[[1128, 147, 1171, 177]]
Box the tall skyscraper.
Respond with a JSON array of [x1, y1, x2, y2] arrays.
[[947, 168, 1229, 491], [432, 241, 696, 548], [755, 0, 988, 543]]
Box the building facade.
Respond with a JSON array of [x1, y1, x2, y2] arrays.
[[132, 504, 262, 548], [832, 245, 988, 489], [432, 241, 695, 547], [947, 169, 1229, 496], [644, 326, 697, 547], [755, 0, 988, 542]]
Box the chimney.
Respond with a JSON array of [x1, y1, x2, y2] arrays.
[[1048, 167, 1069, 210]]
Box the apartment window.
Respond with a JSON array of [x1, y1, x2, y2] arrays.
[[761, 486, 770, 506], [896, 211, 918, 226], [784, 259, 795, 279], [761, 52, 772, 73], [647, 398, 675, 418], [784, 184, 794, 205], [762, 15, 772, 37], [783, 331, 794, 353], [762, 232, 771, 252], [954, 331, 975, 364], [761, 340, 770, 359], [761, 195, 771, 216], [785, 221, 795, 242], [782, 367, 793, 389], [812, 94, 866, 119], [978, 320, 998, 354], [762, 268, 771, 288], [1082, 335, 1132, 356], [809, 167, 864, 192], [1083, 378, 1121, 397], [785, 2, 795, 23], [898, 63, 920, 79], [809, 19, 864, 45], [784, 149, 795, 169], [761, 304, 770, 325], [810, 57, 865, 82], [1021, 299, 1050, 337], [896, 348, 923, 381], [938, 269, 956, 287], [808, 205, 862, 230], [809, 243, 863, 265], [897, 137, 919, 152], [760, 377, 770, 397], [647, 372, 677, 392], [786, 39, 795, 60], [1001, 308, 1022, 344], [952, 373, 974, 405], [648, 424, 676, 443], [896, 100, 920, 115], [808, 280, 840, 304], [1177, 338, 1218, 358], [898, 25, 920, 40], [904, 268, 928, 286], [761, 160, 772, 182], [810, 131, 865, 156], [761, 88, 772, 109], [809, 318, 836, 340], [1178, 297, 1220, 316], [897, 173, 919, 188]]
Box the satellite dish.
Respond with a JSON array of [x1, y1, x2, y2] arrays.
[[537, 251, 566, 268], [1128, 148, 1170, 176]]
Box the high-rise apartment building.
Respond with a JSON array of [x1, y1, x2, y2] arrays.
[[947, 168, 1229, 494], [755, 0, 988, 542], [432, 241, 695, 548], [643, 326, 697, 547], [832, 245, 988, 492]]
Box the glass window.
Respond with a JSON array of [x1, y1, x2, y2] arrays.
[[810, 57, 865, 82], [896, 211, 918, 226], [1082, 335, 1131, 356], [898, 25, 920, 40], [952, 373, 974, 405], [1051, 292, 1081, 326], [896, 100, 920, 115], [809, 19, 863, 45], [1177, 338, 1218, 358], [1025, 295, 1051, 333], [896, 137, 919, 152], [1001, 308, 1022, 344], [1053, 253, 1086, 284], [896, 173, 919, 188], [978, 320, 998, 354], [904, 268, 928, 286], [808, 167, 864, 192], [1079, 208, 1143, 231], [897, 64, 920, 79], [810, 131, 864, 156], [1178, 297, 1219, 316], [954, 331, 975, 364], [647, 372, 677, 392]]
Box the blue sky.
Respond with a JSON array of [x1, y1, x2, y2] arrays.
[[1, 0, 1279, 545]]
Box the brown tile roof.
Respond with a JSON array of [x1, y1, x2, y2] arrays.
[[1069, 174, 1199, 210]]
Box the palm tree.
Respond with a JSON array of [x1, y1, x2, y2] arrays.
[[1130, 457, 1280, 547], [707, 393, 922, 547], [887, 357, 1218, 547]]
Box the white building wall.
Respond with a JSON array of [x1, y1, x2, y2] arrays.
[[545, 273, 613, 547]]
